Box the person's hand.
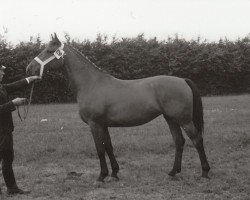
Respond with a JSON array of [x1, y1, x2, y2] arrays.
[[12, 98, 27, 106], [27, 76, 41, 83]]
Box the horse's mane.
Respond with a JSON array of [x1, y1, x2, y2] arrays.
[[67, 45, 102, 72]]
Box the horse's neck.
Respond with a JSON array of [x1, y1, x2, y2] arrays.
[[63, 46, 104, 92]]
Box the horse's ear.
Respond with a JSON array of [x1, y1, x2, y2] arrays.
[[54, 33, 60, 43], [51, 34, 54, 41]]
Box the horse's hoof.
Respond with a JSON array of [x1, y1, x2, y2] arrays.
[[201, 175, 210, 179], [168, 170, 176, 176], [106, 176, 119, 183], [201, 172, 210, 179], [93, 180, 105, 187]]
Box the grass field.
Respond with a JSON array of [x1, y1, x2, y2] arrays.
[[0, 95, 249, 200]]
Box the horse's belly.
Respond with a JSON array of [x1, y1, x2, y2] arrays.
[[106, 101, 161, 127], [108, 116, 161, 127]]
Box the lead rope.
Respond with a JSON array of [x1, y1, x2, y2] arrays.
[[17, 82, 34, 121]]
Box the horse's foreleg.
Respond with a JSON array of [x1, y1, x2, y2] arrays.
[[165, 116, 185, 176], [182, 122, 210, 178], [103, 127, 119, 181], [89, 122, 109, 183]]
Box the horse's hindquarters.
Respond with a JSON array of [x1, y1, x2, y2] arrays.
[[154, 77, 193, 123]]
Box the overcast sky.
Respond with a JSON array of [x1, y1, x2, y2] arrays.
[[0, 0, 250, 44]]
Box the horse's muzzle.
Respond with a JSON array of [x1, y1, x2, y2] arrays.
[[26, 63, 39, 76]]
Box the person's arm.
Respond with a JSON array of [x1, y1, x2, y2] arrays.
[[3, 76, 41, 93], [3, 79, 29, 93], [0, 98, 27, 114], [0, 101, 16, 114]]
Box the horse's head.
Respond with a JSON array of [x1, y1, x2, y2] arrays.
[[26, 33, 65, 76]]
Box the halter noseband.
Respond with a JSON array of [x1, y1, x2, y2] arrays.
[[34, 43, 65, 77]]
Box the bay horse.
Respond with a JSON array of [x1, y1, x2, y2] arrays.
[[26, 33, 210, 184]]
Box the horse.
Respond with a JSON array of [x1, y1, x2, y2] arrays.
[[26, 33, 210, 184]]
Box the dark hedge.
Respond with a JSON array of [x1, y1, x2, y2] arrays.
[[0, 34, 249, 103]]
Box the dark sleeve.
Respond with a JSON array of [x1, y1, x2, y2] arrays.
[[3, 79, 29, 93], [0, 101, 16, 114]]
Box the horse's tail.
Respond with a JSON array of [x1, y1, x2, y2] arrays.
[[185, 79, 204, 135]]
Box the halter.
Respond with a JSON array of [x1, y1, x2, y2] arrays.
[[34, 43, 65, 77], [18, 43, 65, 121]]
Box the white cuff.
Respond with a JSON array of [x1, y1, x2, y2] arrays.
[[25, 78, 30, 84]]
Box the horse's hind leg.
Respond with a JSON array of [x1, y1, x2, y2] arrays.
[[164, 116, 185, 176], [182, 122, 210, 178], [103, 127, 119, 181]]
